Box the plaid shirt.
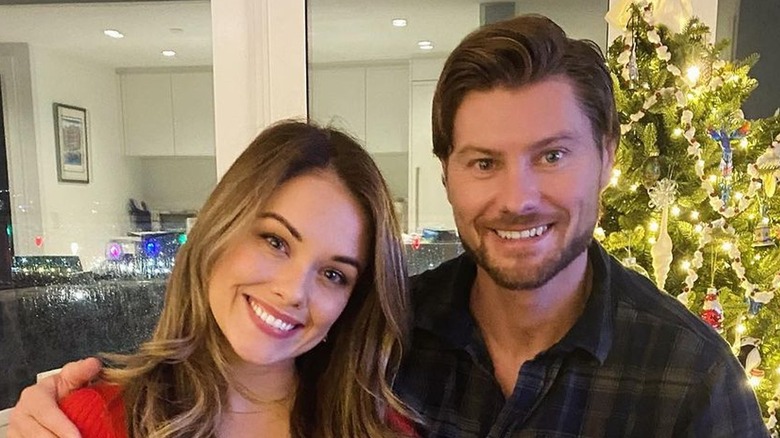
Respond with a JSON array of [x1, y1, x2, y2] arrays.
[[395, 243, 768, 437]]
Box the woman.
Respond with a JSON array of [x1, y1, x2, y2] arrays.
[[46, 121, 417, 437]]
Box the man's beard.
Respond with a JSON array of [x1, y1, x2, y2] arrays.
[[462, 226, 593, 290]]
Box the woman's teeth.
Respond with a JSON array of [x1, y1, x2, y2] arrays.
[[496, 225, 548, 240], [249, 300, 296, 331]]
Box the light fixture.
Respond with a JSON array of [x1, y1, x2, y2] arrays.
[[161, 50, 177, 57], [103, 29, 124, 39], [392, 18, 407, 27], [417, 40, 434, 50]]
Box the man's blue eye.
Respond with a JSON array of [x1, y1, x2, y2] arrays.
[[476, 159, 494, 170], [545, 151, 563, 163]]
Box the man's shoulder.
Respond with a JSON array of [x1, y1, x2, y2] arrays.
[[409, 254, 472, 306], [608, 258, 733, 359]]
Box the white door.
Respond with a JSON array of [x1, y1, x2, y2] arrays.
[[409, 81, 455, 232]]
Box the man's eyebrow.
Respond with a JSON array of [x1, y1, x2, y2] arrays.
[[453, 133, 579, 156], [258, 212, 302, 241]]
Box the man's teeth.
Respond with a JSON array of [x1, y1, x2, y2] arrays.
[[496, 225, 548, 240], [249, 301, 295, 331]]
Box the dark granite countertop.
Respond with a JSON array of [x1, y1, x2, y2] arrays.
[[0, 280, 166, 409]]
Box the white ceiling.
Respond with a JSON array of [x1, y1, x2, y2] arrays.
[[0, 1, 213, 68], [308, 0, 482, 64], [0, 1, 608, 69], [0, 0, 485, 69]]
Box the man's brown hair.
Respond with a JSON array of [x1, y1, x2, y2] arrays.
[[432, 14, 620, 159]]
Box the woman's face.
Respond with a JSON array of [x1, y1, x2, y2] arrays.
[[208, 170, 369, 367]]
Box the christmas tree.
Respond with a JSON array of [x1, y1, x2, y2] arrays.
[[601, 1, 780, 429]]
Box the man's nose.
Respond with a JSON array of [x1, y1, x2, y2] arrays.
[[497, 165, 541, 214]]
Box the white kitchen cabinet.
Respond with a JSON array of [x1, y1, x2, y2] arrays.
[[121, 73, 175, 156], [365, 66, 409, 154], [309, 67, 366, 141], [171, 72, 215, 156], [409, 80, 455, 232], [121, 70, 215, 157]]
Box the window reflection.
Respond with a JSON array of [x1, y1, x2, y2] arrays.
[[0, 1, 215, 287], [307, 0, 608, 235]]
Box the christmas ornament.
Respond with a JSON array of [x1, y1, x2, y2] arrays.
[[756, 138, 780, 197], [700, 287, 724, 332], [738, 337, 762, 375], [709, 120, 750, 204], [605, 0, 693, 33], [642, 155, 663, 187], [621, 256, 650, 277], [754, 223, 775, 247], [648, 178, 677, 289], [628, 41, 639, 83]]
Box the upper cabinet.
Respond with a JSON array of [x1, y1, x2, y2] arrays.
[[309, 64, 409, 154], [120, 70, 215, 157]]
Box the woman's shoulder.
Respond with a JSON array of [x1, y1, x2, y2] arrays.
[[59, 383, 127, 438]]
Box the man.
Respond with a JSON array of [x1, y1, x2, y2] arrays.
[[9, 15, 768, 438]]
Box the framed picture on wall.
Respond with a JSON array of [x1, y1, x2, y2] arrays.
[[53, 103, 90, 183]]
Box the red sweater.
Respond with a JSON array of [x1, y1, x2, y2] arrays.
[[59, 384, 417, 437], [59, 384, 127, 438]]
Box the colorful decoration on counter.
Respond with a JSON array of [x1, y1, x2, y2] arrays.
[[700, 287, 724, 332], [411, 234, 421, 250], [106, 242, 124, 261], [143, 238, 162, 258]]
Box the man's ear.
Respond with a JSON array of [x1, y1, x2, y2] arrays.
[[599, 138, 617, 192]]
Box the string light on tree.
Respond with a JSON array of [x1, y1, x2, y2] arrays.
[[601, 0, 780, 425]]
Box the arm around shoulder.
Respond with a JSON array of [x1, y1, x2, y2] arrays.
[[59, 385, 125, 438]]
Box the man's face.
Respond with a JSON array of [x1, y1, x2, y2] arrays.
[[444, 78, 614, 290]]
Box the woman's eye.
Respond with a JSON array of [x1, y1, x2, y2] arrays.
[[263, 234, 286, 252], [544, 150, 564, 163], [323, 269, 347, 286]]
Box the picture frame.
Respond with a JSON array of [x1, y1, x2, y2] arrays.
[[53, 103, 90, 183]]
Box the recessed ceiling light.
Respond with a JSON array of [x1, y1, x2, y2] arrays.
[[161, 50, 177, 57], [417, 40, 434, 50], [103, 29, 124, 39], [392, 18, 407, 27]]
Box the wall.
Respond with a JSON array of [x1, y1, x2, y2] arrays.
[[139, 156, 217, 212], [734, 0, 780, 118], [30, 47, 143, 268], [515, 0, 609, 51]]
